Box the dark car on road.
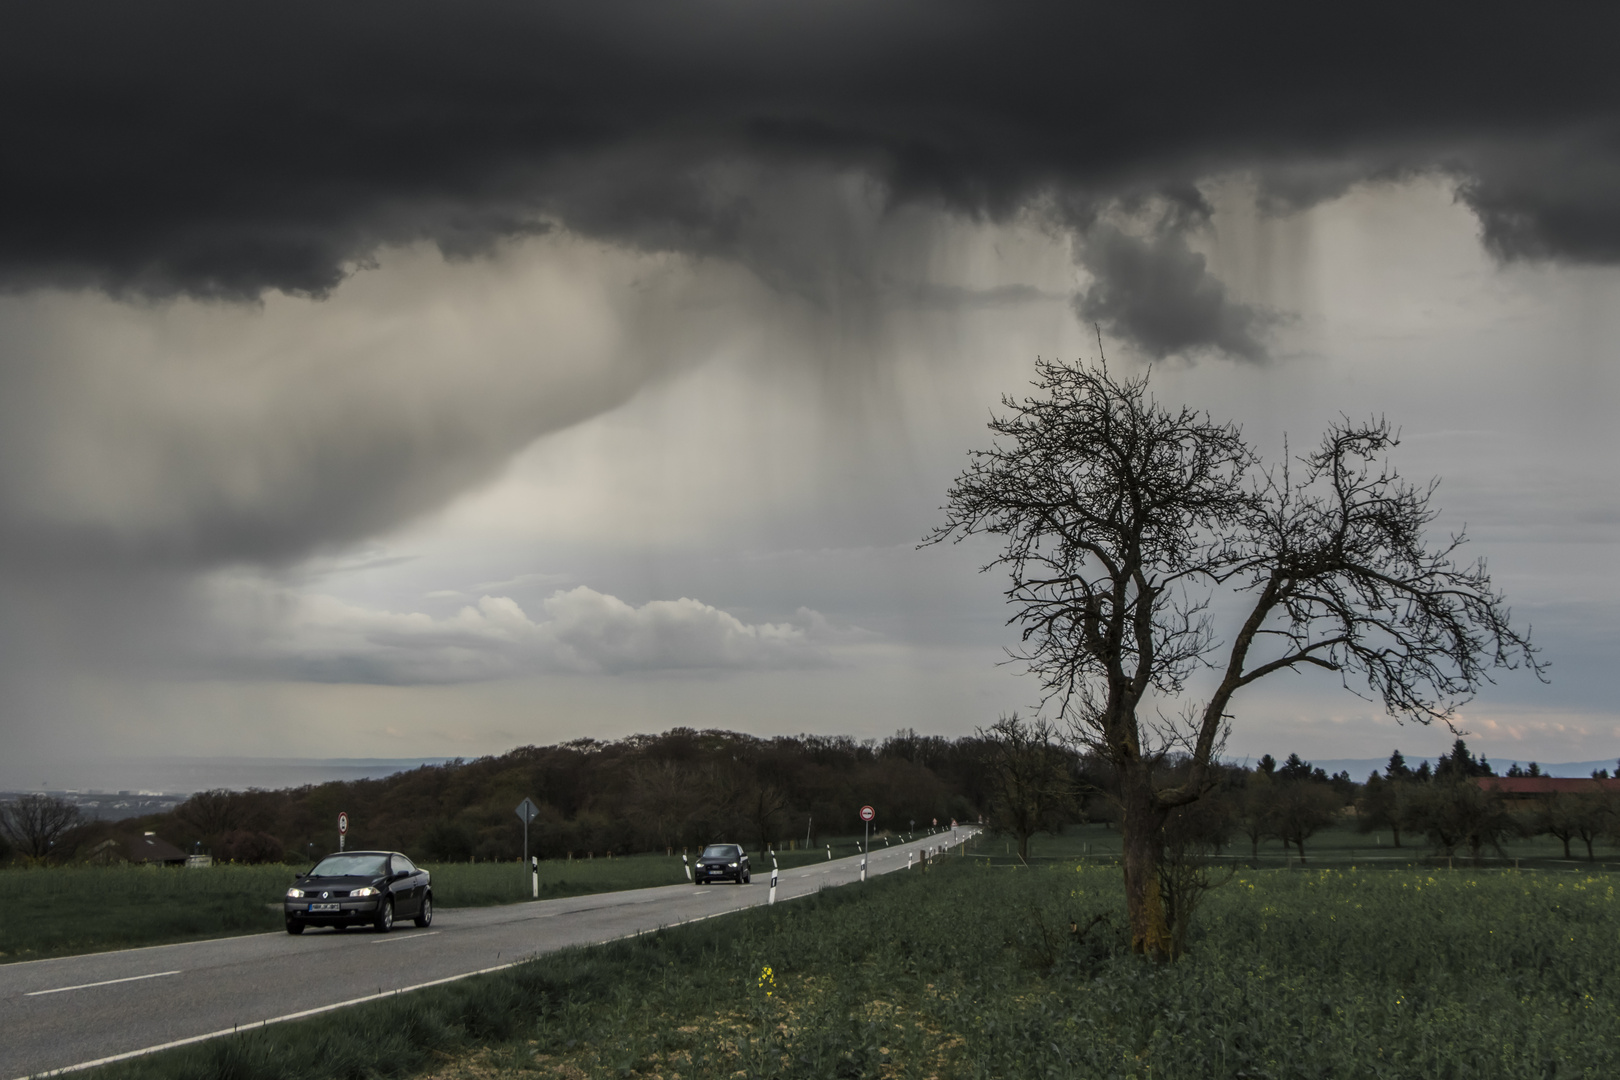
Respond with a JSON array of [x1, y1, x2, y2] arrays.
[[284, 850, 432, 934], [694, 843, 750, 884]]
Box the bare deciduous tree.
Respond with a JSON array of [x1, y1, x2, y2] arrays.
[[981, 713, 1074, 861], [929, 356, 1544, 959], [0, 793, 84, 860], [174, 789, 244, 837]]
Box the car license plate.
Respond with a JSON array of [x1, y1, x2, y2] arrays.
[[309, 902, 340, 912]]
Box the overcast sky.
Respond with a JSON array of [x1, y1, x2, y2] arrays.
[[4, 2, 1619, 788]]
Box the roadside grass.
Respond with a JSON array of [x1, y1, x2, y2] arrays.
[[90, 857, 1620, 1080], [0, 837, 882, 964]]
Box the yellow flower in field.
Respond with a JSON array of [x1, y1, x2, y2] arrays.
[[757, 964, 776, 997]]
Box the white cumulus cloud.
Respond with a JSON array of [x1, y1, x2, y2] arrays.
[[195, 579, 867, 684]]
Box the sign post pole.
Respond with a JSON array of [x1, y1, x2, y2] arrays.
[[859, 805, 874, 882], [515, 798, 540, 899]]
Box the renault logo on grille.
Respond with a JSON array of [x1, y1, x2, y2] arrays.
[[321, 891, 330, 899]]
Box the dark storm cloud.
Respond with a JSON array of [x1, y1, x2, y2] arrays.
[[1074, 223, 1272, 362], [3, 1, 1620, 341], [1458, 136, 1620, 264]]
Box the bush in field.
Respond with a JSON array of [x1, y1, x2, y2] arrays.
[[1159, 791, 1237, 957]]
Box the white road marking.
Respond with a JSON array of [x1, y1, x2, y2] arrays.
[[372, 931, 440, 944], [26, 971, 181, 997], [11, 962, 523, 1079]]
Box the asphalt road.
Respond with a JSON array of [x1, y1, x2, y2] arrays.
[[2, 829, 976, 1079]]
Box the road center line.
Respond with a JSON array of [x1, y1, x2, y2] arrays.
[[372, 931, 440, 944], [26, 971, 181, 997]]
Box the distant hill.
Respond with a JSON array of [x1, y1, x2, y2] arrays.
[[101, 729, 997, 865]]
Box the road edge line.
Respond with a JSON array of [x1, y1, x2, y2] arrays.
[[13, 962, 520, 1080]]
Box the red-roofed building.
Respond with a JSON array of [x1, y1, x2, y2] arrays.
[[1476, 776, 1620, 810]]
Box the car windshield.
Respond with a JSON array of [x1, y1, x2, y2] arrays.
[[702, 845, 739, 859], [308, 854, 389, 877]]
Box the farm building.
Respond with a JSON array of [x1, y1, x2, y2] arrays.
[[1476, 775, 1620, 811]]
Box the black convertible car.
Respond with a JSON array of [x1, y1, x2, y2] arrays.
[[284, 850, 432, 934], [694, 843, 750, 884]]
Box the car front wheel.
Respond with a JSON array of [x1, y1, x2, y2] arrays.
[[374, 898, 394, 933], [741, 870, 750, 884], [285, 919, 305, 935], [414, 894, 433, 928]]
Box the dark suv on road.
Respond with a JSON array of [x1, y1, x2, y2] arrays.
[[284, 850, 432, 934], [694, 843, 750, 884]]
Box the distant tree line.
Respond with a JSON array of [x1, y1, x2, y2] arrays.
[[5, 727, 1618, 870], [977, 714, 1620, 872], [2, 729, 996, 866]]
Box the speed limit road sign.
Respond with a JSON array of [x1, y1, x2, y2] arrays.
[[859, 805, 874, 822], [338, 812, 348, 835]]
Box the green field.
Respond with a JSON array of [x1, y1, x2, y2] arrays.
[[88, 853, 1620, 1080], [0, 837, 882, 964]]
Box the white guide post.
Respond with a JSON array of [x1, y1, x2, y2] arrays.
[[515, 798, 539, 900]]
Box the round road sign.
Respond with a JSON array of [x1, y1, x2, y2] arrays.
[[859, 805, 875, 822], [338, 812, 348, 835]]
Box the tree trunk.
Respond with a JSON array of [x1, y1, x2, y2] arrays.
[[1391, 825, 1402, 848], [1119, 769, 1171, 960], [1585, 837, 1595, 861], [1018, 830, 1031, 861], [1561, 836, 1571, 859]]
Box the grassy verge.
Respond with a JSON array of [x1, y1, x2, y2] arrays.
[[0, 838, 882, 964], [90, 857, 1620, 1079]]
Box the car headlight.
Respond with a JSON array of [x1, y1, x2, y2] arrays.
[[728, 862, 738, 868], [286, 887, 305, 898], [352, 886, 378, 897]]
